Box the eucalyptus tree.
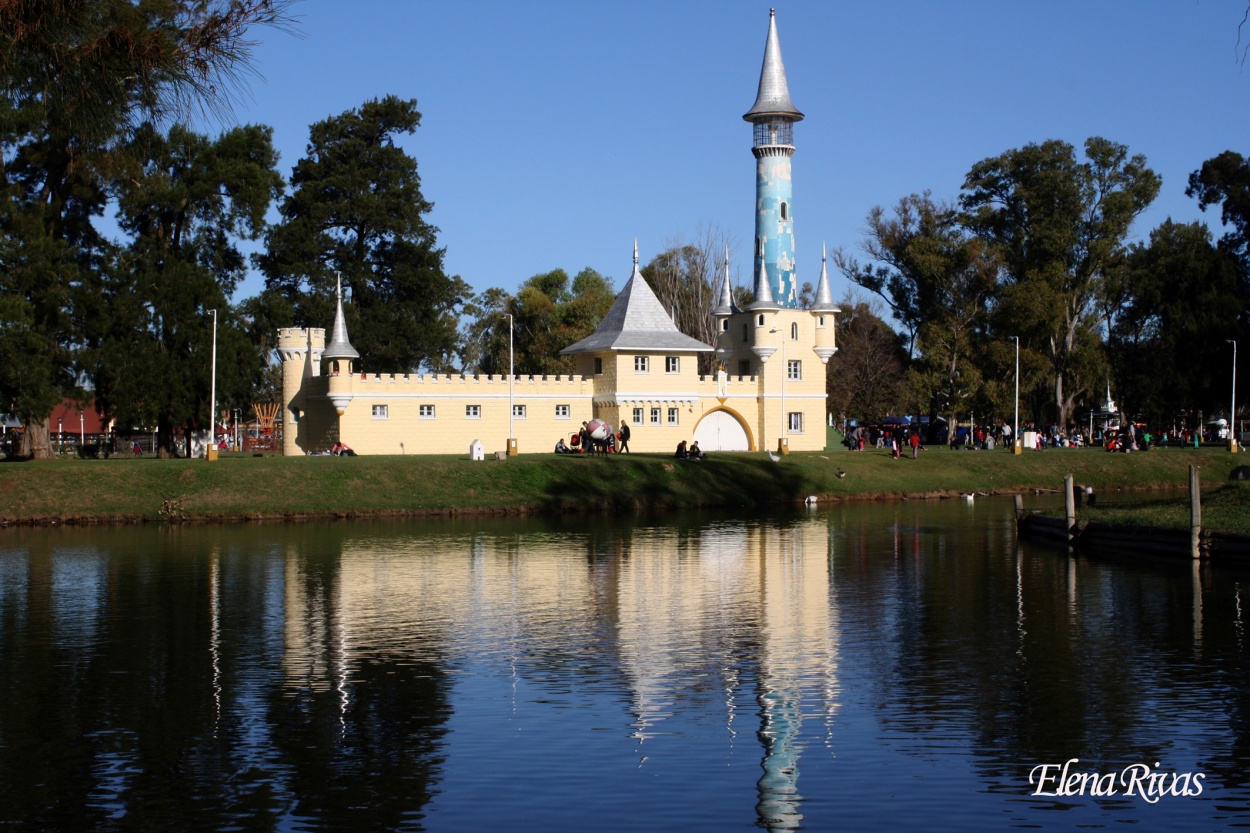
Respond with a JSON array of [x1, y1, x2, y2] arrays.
[[960, 137, 1160, 427], [836, 192, 999, 439], [259, 96, 467, 374], [0, 0, 292, 458]]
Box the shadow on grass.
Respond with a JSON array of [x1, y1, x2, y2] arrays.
[[538, 454, 809, 513]]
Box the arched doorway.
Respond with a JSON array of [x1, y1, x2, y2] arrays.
[[693, 409, 750, 451]]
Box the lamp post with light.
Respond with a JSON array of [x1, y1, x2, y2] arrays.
[[208, 308, 217, 458], [1010, 335, 1019, 453], [1229, 339, 1238, 451]]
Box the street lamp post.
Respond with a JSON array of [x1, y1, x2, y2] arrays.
[[233, 408, 240, 452], [1011, 335, 1020, 451], [1229, 339, 1238, 450], [209, 308, 217, 458], [505, 313, 514, 452], [79, 410, 84, 449]]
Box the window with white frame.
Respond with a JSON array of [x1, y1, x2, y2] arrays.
[[665, 356, 680, 374], [372, 404, 388, 419], [650, 407, 661, 426], [788, 412, 804, 434], [635, 355, 649, 373], [555, 404, 570, 419], [817, 315, 826, 327], [512, 404, 526, 419], [419, 404, 435, 419], [667, 408, 679, 426], [787, 359, 802, 381], [632, 407, 643, 425], [465, 405, 481, 419], [791, 322, 799, 340]]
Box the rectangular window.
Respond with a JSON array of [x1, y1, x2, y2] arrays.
[[513, 404, 526, 419], [650, 407, 661, 426], [632, 407, 643, 425], [372, 404, 388, 419], [635, 355, 649, 373], [667, 408, 679, 426], [555, 404, 570, 419], [419, 404, 435, 419], [594, 357, 603, 375], [466, 405, 481, 419], [788, 412, 804, 434], [742, 324, 749, 342], [738, 360, 751, 377], [788, 359, 802, 381], [665, 356, 680, 374]]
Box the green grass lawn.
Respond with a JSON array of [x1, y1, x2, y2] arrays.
[[1, 443, 1246, 527]]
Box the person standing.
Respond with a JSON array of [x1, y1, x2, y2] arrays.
[[909, 431, 921, 459], [618, 420, 631, 454]]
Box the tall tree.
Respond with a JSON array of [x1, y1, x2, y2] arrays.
[[825, 296, 910, 425], [0, 0, 291, 458], [464, 268, 615, 377], [835, 192, 999, 437], [86, 122, 281, 457], [259, 96, 467, 374], [1187, 151, 1250, 275], [1109, 220, 1243, 422], [960, 137, 1160, 427]]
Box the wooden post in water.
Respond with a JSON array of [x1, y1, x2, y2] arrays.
[[1014, 493, 1024, 521], [1064, 474, 1076, 547], [1190, 464, 1202, 559]]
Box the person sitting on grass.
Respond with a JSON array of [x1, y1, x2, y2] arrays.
[[555, 437, 570, 454], [675, 440, 688, 459], [688, 441, 705, 460]]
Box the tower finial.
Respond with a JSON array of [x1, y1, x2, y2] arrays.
[[743, 10, 803, 122], [323, 270, 359, 366], [811, 242, 837, 312], [633, 238, 639, 268]]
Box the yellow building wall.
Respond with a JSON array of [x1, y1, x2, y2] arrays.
[[279, 319, 831, 456]]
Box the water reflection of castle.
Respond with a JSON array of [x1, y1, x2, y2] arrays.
[[277, 514, 839, 830]]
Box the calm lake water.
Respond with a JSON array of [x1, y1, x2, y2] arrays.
[[2, 498, 1249, 832]]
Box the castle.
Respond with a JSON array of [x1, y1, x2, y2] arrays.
[[279, 10, 837, 457]]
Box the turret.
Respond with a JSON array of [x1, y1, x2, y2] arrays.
[[745, 9, 802, 309], [810, 244, 839, 364]]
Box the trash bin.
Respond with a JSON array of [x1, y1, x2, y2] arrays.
[[777, 437, 789, 455], [1013, 439, 1022, 456], [206, 446, 219, 461], [507, 437, 518, 456]]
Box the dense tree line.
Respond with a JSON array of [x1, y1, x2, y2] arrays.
[[833, 138, 1249, 440]]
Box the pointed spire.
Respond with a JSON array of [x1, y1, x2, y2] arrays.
[[810, 243, 837, 312], [713, 244, 739, 316], [743, 9, 804, 122], [750, 260, 780, 310], [323, 272, 359, 363]]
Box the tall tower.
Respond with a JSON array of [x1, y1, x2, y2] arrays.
[[744, 9, 802, 309]]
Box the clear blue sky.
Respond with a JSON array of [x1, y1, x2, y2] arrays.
[[221, 0, 1250, 304]]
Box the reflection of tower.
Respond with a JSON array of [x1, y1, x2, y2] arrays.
[[745, 9, 803, 308], [754, 520, 839, 832]]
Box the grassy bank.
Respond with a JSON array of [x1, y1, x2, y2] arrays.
[[1064, 481, 1250, 535], [1, 444, 1246, 527]]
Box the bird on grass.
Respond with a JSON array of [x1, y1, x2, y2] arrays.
[[836, 469, 847, 479], [767, 451, 780, 462]]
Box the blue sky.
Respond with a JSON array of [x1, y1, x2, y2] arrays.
[[221, 0, 1250, 304]]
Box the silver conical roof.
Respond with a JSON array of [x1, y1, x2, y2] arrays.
[[561, 241, 713, 355], [323, 273, 359, 362], [743, 10, 804, 122], [810, 244, 838, 312], [749, 260, 780, 310], [712, 245, 740, 316]]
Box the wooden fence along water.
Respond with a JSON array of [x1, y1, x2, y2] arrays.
[[1016, 466, 1250, 562]]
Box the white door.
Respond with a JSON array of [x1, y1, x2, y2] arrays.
[[693, 410, 750, 451]]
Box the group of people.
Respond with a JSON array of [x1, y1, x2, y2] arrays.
[[555, 420, 631, 455], [674, 440, 706, 460]]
